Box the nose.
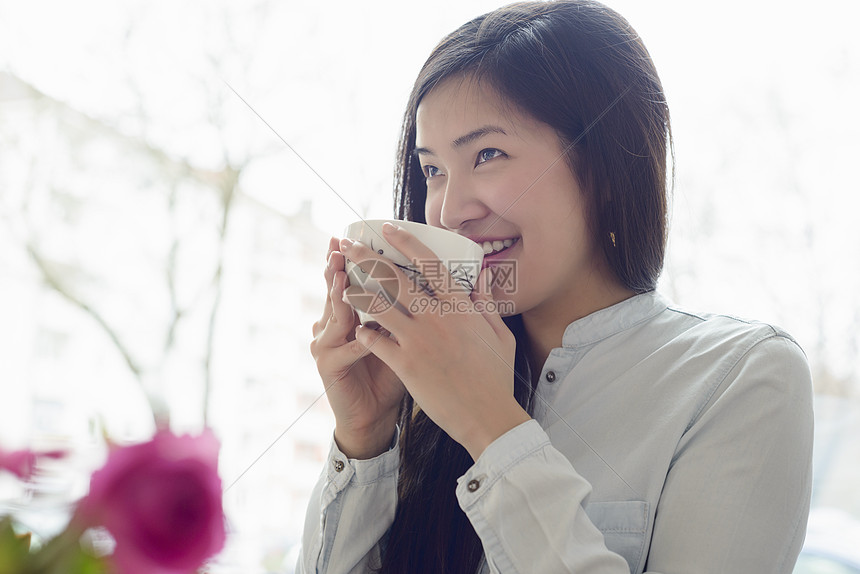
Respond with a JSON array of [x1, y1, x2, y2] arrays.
[[436, 175, 489, 231]]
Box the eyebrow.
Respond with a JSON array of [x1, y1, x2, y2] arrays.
[[413, 125, 507, 157]]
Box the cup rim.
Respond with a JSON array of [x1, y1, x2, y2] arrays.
[[344, 219, 482, 251], [344, 218, 480, 247]]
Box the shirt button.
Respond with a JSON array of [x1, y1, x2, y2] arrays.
[[333, 459, 345, 472], [467, 479, 481, 492], [545, 370, 557, 383]]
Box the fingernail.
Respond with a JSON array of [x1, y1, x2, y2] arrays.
[[382, 222, 400, 234], [340, 238, 354, 250]]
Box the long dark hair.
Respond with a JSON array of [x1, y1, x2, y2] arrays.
[[383, 2, 672, 572]]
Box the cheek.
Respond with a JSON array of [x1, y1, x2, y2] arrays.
[[423, 192, 443, 226]]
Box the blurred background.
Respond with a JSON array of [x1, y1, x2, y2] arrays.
[[1, 0, 858, 572]]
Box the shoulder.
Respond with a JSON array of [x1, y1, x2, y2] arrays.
[[651, 297, 812, 412], [662, 299, 806, 359]]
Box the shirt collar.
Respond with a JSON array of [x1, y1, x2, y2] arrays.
[[561, 290, 670, 349]]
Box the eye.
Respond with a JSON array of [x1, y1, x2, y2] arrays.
[[476, 148, 505, 166], [423, 165, 442, 179]]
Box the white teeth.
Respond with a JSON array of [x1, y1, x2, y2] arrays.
[[481, 238, 518, 255]]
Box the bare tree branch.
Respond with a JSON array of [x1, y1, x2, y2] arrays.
[[201, 165, 240, 427], [24, 242, 171, 426]]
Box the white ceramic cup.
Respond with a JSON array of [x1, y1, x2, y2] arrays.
[[342, 219, 484, 328]]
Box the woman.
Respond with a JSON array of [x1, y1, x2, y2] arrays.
[[302, 1, 813, 572]]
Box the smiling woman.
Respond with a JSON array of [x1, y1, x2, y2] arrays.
[[300, 1, 813, 573]]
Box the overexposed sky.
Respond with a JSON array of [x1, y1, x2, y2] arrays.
[[3, 0, 856, 236]]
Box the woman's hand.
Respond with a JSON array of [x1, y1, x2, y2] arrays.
[[310, 237, 406, 460], [341, 223, 530, 461]]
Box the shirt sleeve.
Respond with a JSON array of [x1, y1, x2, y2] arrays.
[[456, 420, 632, 573], [645, 333, 814, 573], [297, 428, 400, 574]]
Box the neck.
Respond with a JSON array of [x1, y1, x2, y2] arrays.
[[521, 278, 635, 372]]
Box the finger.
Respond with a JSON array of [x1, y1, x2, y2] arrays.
[[315, 238, 342, 334], [316, 329, 380, 378], [354, 322, 400, 369], [327, 236, 340, 259], [342, 284, 410, 334], [319, 270, 359, 346], [470, 266, 509, 336], [317, 254, 336, 328], [323, 237, 343, 295], [318, 241, 350, 331], [381, 222, 471, 299]]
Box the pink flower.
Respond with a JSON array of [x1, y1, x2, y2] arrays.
[[0, 447, 66, 479], [78, 429, 226, 574]]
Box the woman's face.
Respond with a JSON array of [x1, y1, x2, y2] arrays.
[[416, 75, 621, 319]]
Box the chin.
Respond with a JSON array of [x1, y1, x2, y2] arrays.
[[490, 291, 520, 318]]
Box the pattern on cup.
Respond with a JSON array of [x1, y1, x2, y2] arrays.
[[368, 237, 478, 294]]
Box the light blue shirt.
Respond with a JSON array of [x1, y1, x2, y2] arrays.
[[298, 291, 814, 573]]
